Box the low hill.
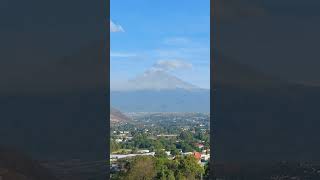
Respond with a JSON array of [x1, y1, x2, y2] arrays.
[[110, 108, 130, 124]]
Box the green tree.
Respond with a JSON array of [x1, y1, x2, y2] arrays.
[[179, 131, 193, 142], [124, 156, 156, 180], [178, 141, 194, 153], [111, 140, 120, 153], [155, 149, 167, 158], [170, 148, 180, 156], [176, 172, 187, 180], [167, 170, 175, 180], [155, 158, 177, 180], [152, 140, 164, 150], [203, 161, 210, 180], [131, 147, 138, 154], [178, 155, 204, 179]]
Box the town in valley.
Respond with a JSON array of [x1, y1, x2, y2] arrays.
[[110, 109, 210, 179]]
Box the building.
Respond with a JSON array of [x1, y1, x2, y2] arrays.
[[165, 151, 171, 156], [115, 139, 123, 143], [110, 152, 155, 160], [195, 143, 204, 149], [137, 149, 150, 154], [201, 154, 210, 161], [182, 152, 193, 156]]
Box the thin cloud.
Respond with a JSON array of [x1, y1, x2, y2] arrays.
[[163, 37, 191, 45], [110, 20, 124, 32], [111, 52, 137, 58], [150, 59, 193, 72]]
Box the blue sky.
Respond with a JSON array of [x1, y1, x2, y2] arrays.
[[110, 0, 210, 89]]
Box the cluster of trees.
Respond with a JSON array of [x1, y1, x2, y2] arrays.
[[113, 133, 178, 153], [111, 128, 210, 154], [112, 155, 205, 180], [119, 134, 164, 152], [194, 130, 210, 149], [111, 139, 121, 153], [177, 130, 210, 152]]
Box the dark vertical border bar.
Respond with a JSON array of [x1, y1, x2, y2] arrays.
[[210, 0, 221, 179], [106, 0, 111, 178], [0, 0, 109, 178], [210, 0, 215, 179]]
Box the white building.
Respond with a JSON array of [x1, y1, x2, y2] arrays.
[[137, 149, 150, 154], [201, 154, 210, 161], [115, 139, 123, 143], [110, 152, 155, 160], [165, 151, 171, 156]]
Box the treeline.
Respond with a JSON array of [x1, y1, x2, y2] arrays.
[[111, 155, 208, 180], [111, 129, 209, 154]]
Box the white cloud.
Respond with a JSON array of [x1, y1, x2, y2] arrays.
[[110, 20, 124, 32], [154, 47, 209, 61], [151, 59, 193, 72]]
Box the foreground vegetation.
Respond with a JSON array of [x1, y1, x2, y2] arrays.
[[111, 155, 207, 180]]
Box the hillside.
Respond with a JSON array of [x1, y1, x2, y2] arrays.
[[112, 69, 198, 92], [110, 107, 130, 124]]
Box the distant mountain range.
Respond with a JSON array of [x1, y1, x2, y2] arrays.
[[111, 69, 209, 112]]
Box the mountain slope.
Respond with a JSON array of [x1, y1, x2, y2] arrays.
[[128, 70, 198, 91], [112, 70, 199, 91], [110, 107, 130, 124]]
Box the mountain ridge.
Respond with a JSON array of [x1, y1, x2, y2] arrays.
[[112, 70, 202, 92]]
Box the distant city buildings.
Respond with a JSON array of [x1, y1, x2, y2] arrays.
[[110, 112, 210, 175]]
